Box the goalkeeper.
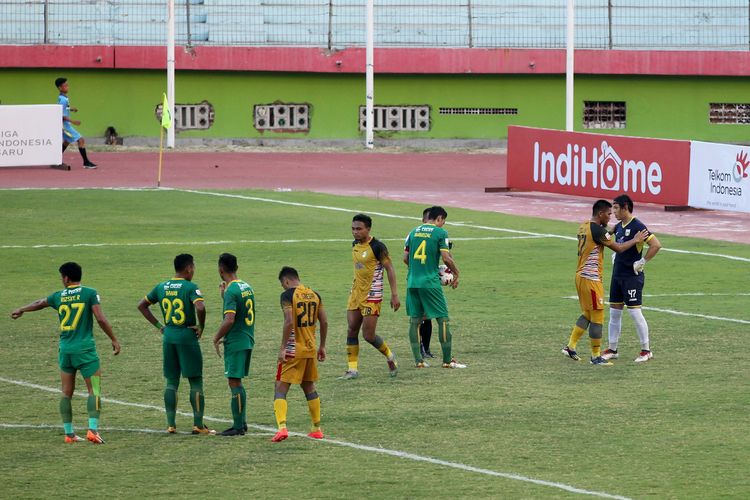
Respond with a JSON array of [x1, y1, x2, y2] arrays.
[[602, 194, 662, 363]]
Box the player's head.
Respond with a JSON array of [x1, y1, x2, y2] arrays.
[[174, 253, 195, 278], [218, 252, 238, 278], [422, 207, 433, 223], [278, 266, 300, 289], [58, 262, 82, 285], [427, 206, 448, 226], [592, 199, 613, 225], [55, 77, 68, 92], [612, 194, 634, 220], [352, 213, 372, 241]]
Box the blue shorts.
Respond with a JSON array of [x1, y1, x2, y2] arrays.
[[63, 122, 81, 143], [609, 274, 645, 307]]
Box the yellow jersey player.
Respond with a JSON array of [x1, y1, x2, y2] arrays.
[[562, 200, 647, 365], [340, 214, 400, 379], [272, 266, 328, 442]]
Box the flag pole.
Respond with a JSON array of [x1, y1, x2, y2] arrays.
[[157, 126, 164, 188]]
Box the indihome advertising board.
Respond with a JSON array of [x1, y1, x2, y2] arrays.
[[0, 105, 62, 167], [507, 126, 691, 206]]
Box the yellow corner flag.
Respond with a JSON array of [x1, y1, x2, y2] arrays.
[[161, 93, 172, 129]]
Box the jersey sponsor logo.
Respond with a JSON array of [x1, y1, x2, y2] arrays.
[[533, 140, 663, 195], [196, 289, 202, 296]]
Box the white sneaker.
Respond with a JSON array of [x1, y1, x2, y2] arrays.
[[442, 358, 467, 369], [601, 349, 619, 360], [338, 369, 359, 380], [634, 350, 653, 363]]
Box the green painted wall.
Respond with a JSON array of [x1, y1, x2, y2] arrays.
[[1, 69, 749, 143]]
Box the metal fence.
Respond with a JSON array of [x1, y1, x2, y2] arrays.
[[1, 1, 748, 50]]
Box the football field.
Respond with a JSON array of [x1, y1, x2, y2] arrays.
[[1, 187, 748, 498]]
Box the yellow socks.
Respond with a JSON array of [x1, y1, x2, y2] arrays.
[[273, 398, 288, 430]]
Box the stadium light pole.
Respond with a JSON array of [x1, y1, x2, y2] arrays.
[[167, 0, 176, 148], [365, 0, 374, 149], [565, 0, 574, 132]]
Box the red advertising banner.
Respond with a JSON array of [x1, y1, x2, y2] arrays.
[[507, 126, 690, 206]]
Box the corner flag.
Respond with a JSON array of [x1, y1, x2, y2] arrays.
[[161, 93, 172, 129]]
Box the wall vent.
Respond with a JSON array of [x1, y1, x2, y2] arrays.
[[254, 104, 310, 131], [439, 107, 518, 115], [155, 101, 214, 130], [359, 106, 430, 131], [583, 101, 626, 129], [710, 103, 750, 124]]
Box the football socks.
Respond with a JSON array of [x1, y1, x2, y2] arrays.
[[436, 317, 452, 364], [60, 396, 73, 433], [188, 377, 205, 427], [608, 308, 623, 352], [230, 386, 246, 431], [567, 325, 587, 350], [273, 396, 288, 430], [628, 308, 651, 351], [408, 317, 423, 363], [346, 337, 360, 371], [164, 379, 179, 427], [305, 391, 321, 432]]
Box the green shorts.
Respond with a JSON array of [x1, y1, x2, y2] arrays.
[[406, 287, 449, 319], [224, 349, 252, 379], [163, 342, 203, 379], [59, 348, 100, 378]]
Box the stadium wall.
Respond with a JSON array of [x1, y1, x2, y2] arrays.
[[1, 47, 749, 143]]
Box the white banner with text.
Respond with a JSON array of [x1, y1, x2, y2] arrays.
[[0, 105, 62, 167], [689, 141, 750, 213]]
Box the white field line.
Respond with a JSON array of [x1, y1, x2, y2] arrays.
[[0, 423, 271, 436], [0, 376, 630, 500], [561, 297, 750, 324], [0, 235, 545, 250], [1, 186, 747, 263]]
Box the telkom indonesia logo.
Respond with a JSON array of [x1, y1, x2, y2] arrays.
[[733, 150, 749, 183], [533, 140, 663, 195]]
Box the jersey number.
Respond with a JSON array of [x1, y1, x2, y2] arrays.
[[577, 234, 587, 257], [296, 301, 317, 328], [161, 298, 186, 325], [59, 303, 85, 331], [244, 298, 255, 327], [414, 240, 428, 264]]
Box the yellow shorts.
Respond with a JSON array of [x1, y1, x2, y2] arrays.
[[575, 275, 604, 312], [276, 357, 318, 384], [346, 299, 381, 317]]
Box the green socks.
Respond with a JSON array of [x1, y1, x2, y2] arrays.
[[408, 317, 422, 362], [436, 317, 452, 364], [60, 396, 73, 435], [230, 386, 246, 430]]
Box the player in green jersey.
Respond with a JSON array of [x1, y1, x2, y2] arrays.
[[137, 254, 214, 435], [403, 206, 466, 369], [10, 262, 120, 444], [212, 253, 255, 436]]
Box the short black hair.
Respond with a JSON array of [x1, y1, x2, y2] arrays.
[[422, 207, 432, 217], [218, 253, 238, 273], [612, 194, 634, 213], [55, 77, 67, 88], [59, 262, 82, 282], [278, 266, 299, 281], [352, 213, 372, 228], [174, 253, 194, 273], [592, 199, 612, 216], [428, 206, 448, 220]]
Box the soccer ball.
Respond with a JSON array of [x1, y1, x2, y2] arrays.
[[438, 265, 454, 286]]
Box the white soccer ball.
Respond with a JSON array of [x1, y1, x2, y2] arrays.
[[438, 265, 454, 286]]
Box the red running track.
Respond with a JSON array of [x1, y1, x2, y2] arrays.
[[1, 150, 749, 244]]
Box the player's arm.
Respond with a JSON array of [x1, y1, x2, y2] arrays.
[[441, 250, 460, 289], [402, 249, 410, 265], [317, 304, 328, 362], [10, 297, 49, 319], [382, 259, 401, 311], [212, 312, 235, 358], [278, 306, 294, 364], [602, 229, 648, 253], [92, 303, 121, 355], [193, 300, 206, 339], [137, 297, 164, 333]]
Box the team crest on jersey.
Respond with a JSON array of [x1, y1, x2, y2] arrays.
[[625, 229, 631, 236], [362, 251, 367, 258], [96, 295, 101, 302], [196, 289, 203, 296]]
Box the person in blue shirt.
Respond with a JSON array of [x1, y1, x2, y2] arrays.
[[55, 77, 97, 169]]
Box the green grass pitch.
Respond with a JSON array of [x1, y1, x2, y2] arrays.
[[0, 188, 748, 498]]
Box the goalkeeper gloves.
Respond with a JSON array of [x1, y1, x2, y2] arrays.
[[633, 258, 646, 275]]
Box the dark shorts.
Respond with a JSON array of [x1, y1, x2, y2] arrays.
[[59, 348, 100, 378], [224, 349, 252, 379], [163, 342, 203, 379], [609, 274, 645, 307]]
